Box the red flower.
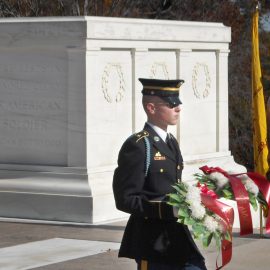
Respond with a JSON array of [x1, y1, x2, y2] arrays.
[[206, 190, 218, 199], [199, 183, 218, 199], [200, 184, 209, 194]]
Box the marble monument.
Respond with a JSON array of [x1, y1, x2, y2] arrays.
[[0, 17, 249, 226]]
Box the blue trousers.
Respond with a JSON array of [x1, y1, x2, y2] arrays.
[[137, 258, 207, 270]]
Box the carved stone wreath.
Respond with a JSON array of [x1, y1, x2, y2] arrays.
[[192, 62, 211, 99], [150, 62, 170, 79], [101, 63, 125, 103]]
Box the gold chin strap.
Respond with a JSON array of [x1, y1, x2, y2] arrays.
[[141, 260, 148, 270]]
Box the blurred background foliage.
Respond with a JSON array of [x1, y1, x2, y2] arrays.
[[1, 0, 270, 170]]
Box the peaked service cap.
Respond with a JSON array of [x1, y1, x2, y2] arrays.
[[139, 78, 184, 107]]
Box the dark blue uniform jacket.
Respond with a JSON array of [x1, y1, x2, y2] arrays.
[[113, 123, 204, 265]]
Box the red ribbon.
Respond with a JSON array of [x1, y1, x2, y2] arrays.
[[201, 193, 234, 269], [200, 166, 253, 235], [198, 166, 270, 268], [234, 171, 270, 234]]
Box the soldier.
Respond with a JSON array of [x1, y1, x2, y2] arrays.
[[113, 78, 207, 270]]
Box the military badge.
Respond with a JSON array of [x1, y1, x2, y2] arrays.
[[135, 130, 149, 143], [154, 151, 166, 160]]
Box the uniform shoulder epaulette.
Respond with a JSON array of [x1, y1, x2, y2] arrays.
[[134, 130, 149, 143]]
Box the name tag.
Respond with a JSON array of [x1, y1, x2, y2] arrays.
[[154, 156, 166, 160]]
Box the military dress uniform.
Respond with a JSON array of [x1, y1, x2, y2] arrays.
[[113, 78, 206, 270]]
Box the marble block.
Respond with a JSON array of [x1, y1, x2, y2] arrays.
[[0, 16, 245, 226]]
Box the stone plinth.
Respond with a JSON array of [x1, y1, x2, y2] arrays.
[[0, 17, 246, 224]]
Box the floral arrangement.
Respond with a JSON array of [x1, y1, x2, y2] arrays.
[[167, 182, 232, 249], [195, 170, 268, 214], [167, 166, 270, 269]]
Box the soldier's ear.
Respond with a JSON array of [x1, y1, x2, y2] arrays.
[[146, 102, 155, 115]]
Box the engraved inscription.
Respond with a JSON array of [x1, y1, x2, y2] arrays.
[[25, 25, 82, 38], [101, 63, 126, 103], [0, 119, 48, 131], [0, 51, 67, 165], [0, 63, 65, 73], [192, 62, 211, 99], [0, 78, 62, 92], [0, 99, 63, 112], [0, 137, 64, 147], [150, 62, 170, 79]]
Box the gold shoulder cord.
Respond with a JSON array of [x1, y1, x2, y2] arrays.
[[136, 131, 149, 143]]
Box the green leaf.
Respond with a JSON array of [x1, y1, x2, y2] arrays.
[[206, 182, 216, 189], [184, 217, 196, 226], [222, 189, 234, 199], [178, 207, 189, 218], [192, 229, 201, 239], [224, 231, 232, 241], [193, 173, 204, 179], [174, 183, 187, 192], [194, 173, 209, 183], [192, 232, 199, 239], [168, 193, 184, 203], [223, 183, 231, 189], [167, 201, 180, 207], [172, 186, 186, 197], [202, 232, 213, 247], [192, 223, 205, 235], [249, 193, 258, 211], [177, 217, 185, 224], [213, 232, 221, 249]]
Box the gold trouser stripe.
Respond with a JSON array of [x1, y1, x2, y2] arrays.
[[141, 260, 148, 270]]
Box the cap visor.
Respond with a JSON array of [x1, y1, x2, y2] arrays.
[[161, 96, 182, 107]]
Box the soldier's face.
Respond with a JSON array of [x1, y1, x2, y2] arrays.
[[153, 97, 180, 129]]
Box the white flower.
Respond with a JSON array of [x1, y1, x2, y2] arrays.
[[237, 175, 259, 196], [185, 184, 201, 203], [203, 215, 219, 233], [209, 172, 228, 188], [190, 202, 206, 220], [190, 201, 203, 211], [184, 184, 205, 219], [237, 174, 249, 182], [245, 179, 259, 196]]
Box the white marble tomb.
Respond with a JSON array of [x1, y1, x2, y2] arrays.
[[0, 16, 249, 225]]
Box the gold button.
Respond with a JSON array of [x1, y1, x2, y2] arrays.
[[177, 178, 181, 183], [177, 165, 180, 170], [160, 168, 164, 173]]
